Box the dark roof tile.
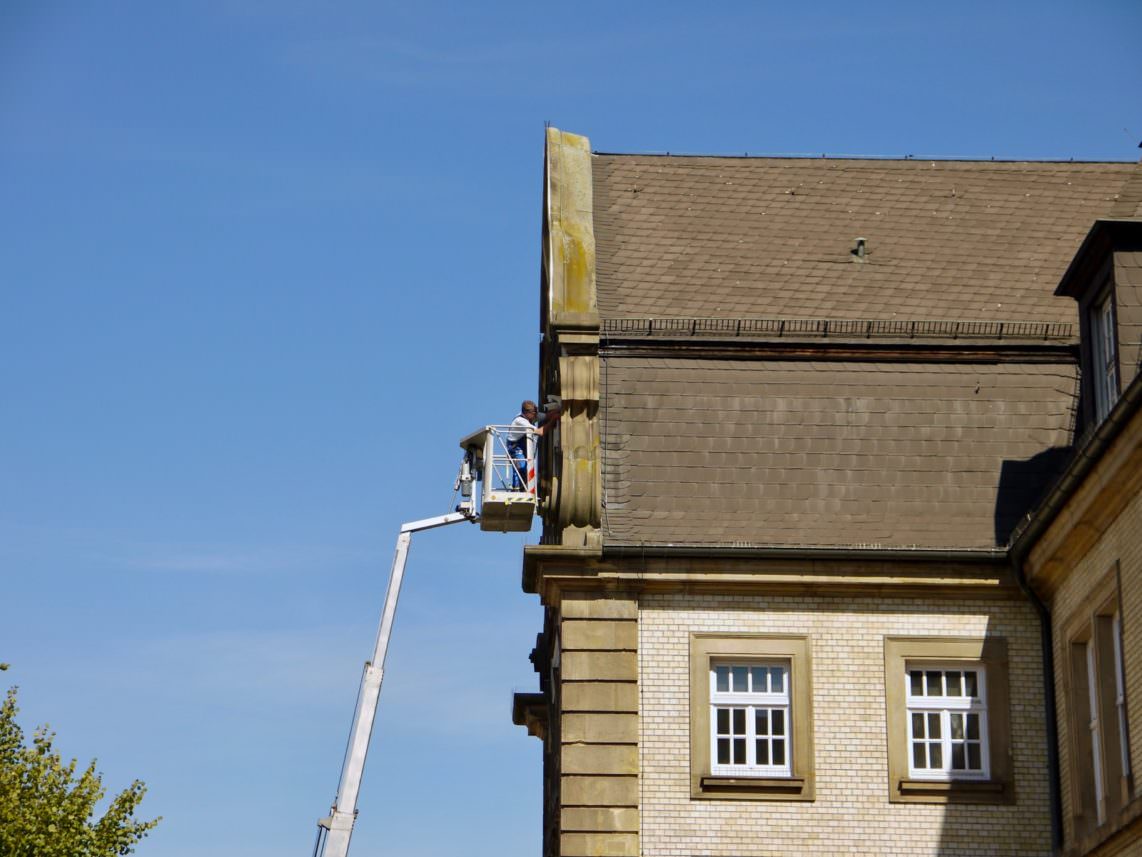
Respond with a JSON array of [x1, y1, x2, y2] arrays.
[[600, 356, 1077, 550], [593, 156, 1138, 323]]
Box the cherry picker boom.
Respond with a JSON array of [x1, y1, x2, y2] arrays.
[[312, 424, 538, 857]]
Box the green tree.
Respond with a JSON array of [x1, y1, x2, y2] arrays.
[[0, 670, 160, 856]]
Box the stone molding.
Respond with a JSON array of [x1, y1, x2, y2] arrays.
[[558, 591, 638, 857], [544, 128, 598, 332], [541, 127, 601, 546], [522, 544, 1019, 607]]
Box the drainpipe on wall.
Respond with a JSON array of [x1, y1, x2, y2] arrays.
[[1010, 548, 1062, 852]]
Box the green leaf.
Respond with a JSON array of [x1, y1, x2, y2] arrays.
[[0, 685, 160, 856]]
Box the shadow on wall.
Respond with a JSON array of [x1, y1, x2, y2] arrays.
[[994, 447, 1073, 545], [933, 614, 1052, 856]]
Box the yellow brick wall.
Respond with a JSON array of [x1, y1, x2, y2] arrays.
[[639, 592, 1051, 856], [1049, 484, 1142, 848]]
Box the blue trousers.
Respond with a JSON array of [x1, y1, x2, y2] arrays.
[[507, 439, 527, 489]]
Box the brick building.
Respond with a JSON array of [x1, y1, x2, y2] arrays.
[[512, 128, 1142, 856]]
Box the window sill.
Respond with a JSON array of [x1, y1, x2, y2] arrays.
[[893, 778, 1010, 804], [696, 775, 812, 801]]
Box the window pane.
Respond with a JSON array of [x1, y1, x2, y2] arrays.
[[773, 739, 785, 766], [756, 709, 769, 736], [757, 740, 769, 765], [733, 738, 746, 764], [731, 666, 748, 692], [966, 713, 979, 740], [928, 713, 941, 739], [925, 671, 943, 695], [771, 667, 784, 693], [717, 738, 730, 765], [951, 744, 965, 770], [910, 671, 923, 696], [911, 712, 924, 737], [717, 708, 729, 733], [772, 708, 785, 737], [968, 743, 981, 770], [751, 666, 768, 692], [964, 671, 978, 698], [733, 708, 745, 733], [913, 743, 926, 768], [715, 666, 730, 693], [950, 713, 964, 740], [930, 743, 942, 768], [946, 671, 962, 696]]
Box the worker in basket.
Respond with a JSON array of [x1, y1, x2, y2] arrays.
[[507, 399, 559, 489]]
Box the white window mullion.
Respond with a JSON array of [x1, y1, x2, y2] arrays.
[[1092, 294, 1118, 421], [905, 664, 988, 780], [1087, 639, 1107, 824], [710, 661, 791, 778], [1113, 613, 1130, 778]]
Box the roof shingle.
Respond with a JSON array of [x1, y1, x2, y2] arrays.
[[600, 356, 1078, 549], [593, 156, 1137, 324]]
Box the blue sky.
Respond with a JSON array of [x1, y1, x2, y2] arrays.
[[1, 2, 1140, 855]]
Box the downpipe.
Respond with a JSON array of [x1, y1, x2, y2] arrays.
[[1011, 549, 1063, 852]]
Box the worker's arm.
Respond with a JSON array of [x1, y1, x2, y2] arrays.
[[535, 407, 561, 436]]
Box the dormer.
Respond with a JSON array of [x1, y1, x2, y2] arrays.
[[1057, 218, 1142, 430]]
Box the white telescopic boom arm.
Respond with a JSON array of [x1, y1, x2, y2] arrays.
[[316, 511, 473, 857]]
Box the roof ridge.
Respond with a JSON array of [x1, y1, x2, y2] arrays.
[[593, 150, 1138, 165]]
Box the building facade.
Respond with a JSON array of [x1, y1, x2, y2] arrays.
[[513, 128, 1142, 856], [1016, 218, 1142, 856]]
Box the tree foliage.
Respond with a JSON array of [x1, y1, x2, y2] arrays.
[[0, 681, 160, 856]]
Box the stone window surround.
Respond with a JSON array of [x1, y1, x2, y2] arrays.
[[1061, 565, 1133, 843], [885, 636, 1013, 804], [689, 633, 815, 801]]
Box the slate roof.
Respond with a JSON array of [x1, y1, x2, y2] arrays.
[[600, 356, 1079, 550], [593, 155, 1137, 324], [588, 153, 1141, 550]]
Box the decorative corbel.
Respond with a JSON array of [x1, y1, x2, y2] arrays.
[[541, 128, 601, 546]]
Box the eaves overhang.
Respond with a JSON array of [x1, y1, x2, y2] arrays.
[[1055, 217, 1142, 299], [522, 542, 1014, 603]]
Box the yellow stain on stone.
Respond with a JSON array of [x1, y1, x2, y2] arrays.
[[546, 128, 598, 325]]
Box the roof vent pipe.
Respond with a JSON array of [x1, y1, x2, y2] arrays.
[[852, 237, 867, 261]]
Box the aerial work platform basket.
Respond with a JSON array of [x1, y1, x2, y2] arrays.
[[459, 424, 538, 532]]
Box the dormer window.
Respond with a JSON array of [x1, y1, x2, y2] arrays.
[[1055, 219, 1139, 430], [1090, 289, 1119, 422]]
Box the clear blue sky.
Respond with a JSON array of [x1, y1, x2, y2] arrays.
[[1, 2, 1139, 855]]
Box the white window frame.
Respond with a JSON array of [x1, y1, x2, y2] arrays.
[[905, 662, 990, 781], [709, 660, 792, 778], [1086, 639, 1107, 824], [1112, 613, 1130, 781], [1091, 291, 1119, 421]]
